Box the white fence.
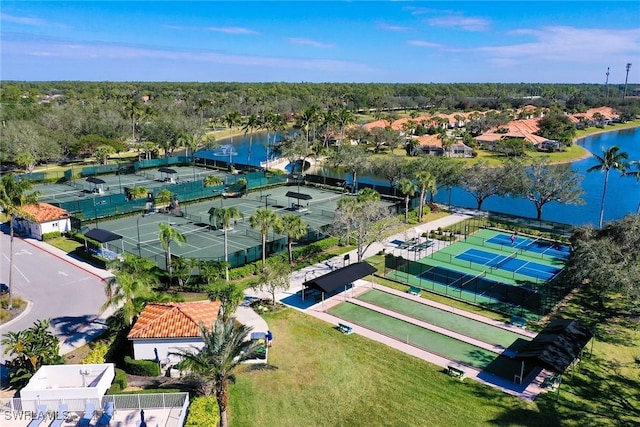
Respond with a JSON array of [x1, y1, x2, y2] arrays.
[[0, 392, 189, 427]]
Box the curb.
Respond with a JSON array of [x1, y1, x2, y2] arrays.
[[0, 300, 33, 330], [22, 238, 114, 282]]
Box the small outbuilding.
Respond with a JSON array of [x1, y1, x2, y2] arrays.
[[128, 300, 222, 365], [12, 202, 71, 240], [20, 363, 115, 412]]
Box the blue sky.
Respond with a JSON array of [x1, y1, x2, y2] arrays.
[[1, 1, 638, 83]]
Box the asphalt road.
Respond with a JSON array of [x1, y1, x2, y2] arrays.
[[0, 232, 107, 354]]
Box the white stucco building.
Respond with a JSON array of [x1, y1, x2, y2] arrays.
[[128, 301, 221, 365], [13, 202, 70, 240], [19, 363, 115, 412]]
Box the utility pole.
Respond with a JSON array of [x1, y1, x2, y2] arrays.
[[605, 67, 610, 99], [623, 63, 632, 99]]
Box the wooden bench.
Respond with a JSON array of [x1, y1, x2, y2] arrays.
[[337, 323, 353, 335], [408, 286, 421, 296], [446, 365, 466, 379], [510, 315, 527, 329]]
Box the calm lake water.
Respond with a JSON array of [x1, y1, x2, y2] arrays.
[[198, 128, 640, 226]]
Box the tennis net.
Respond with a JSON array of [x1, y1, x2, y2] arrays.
[[491, 251, 518, 272], [183, 212, 203, 223]]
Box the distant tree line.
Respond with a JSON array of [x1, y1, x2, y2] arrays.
[[0, 81, 638, 171]]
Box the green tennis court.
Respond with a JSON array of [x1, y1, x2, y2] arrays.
[[328, 302, 534, 380], [385, 228, 571, 319], [357, 289, 530, 350], [87, 185, 393, 268]]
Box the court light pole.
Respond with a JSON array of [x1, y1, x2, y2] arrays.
[[623, 63, 632, 99], [93, 198, 106, 227], [136, 213, 147, 257]]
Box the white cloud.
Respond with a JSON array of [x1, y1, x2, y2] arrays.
[[402, 6, 438, 16], [1, 37, 365, 72], [407, 40, 444, 49], [205, 26, 260, 35], [288, 38, 334, 49], [0, 12, 66, 28], [478, 26, 640, 65], [427, 16, 490, 32], [378, 23, 411, 32]]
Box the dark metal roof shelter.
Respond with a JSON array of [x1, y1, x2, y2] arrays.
[[158, 168, 177, 174], [86, 177, 106, 184], [285, 191, 312, 201], [303, 262, 376, 294], [85, 228, 123, 243], [515, 318, 593, 373]]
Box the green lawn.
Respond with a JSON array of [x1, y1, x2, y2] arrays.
[[228, 309, 558, 427], [357, 289, 529, 348]]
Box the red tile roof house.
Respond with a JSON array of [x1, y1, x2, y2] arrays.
[[127, 301, 221, 366], [12, 202, 71, 240], [570, 106, 619, 127], [475, 118, 551, 151]]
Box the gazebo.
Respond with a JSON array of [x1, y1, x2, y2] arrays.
[[158, 167, 178, 183], [302, 262, 376, 303], [285, 191, 312, 211], [86, 177, 106, 194], [513, 318, 593, 385], [84, 228, 124, 259]]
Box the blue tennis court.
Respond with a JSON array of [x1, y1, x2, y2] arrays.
[[455, 248, 561, 281], [487, 234, 571, 259]]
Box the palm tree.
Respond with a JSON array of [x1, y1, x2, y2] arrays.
[[158, 222, 187, 283], [101, 271, 154, 326], [587, 146, 629, 228], [221, 111, 242, 165], [0, 175, 40, 309], [212, 207, 244, 280], [124, 99, 143, 142], [170, 317, 257, 427], [242, 113, 262, 165], [263, 112, 286, 170], [155, 188, 173, 212], [249, 208, 282, 264], [397, 178, 417, 223], [624, 160, 640, 214], [276, 214, 307, 265], [203, 175, 223, 188], [415, 170, 436, 220], [336, 107, 356, 145]]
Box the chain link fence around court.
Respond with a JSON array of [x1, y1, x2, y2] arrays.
[[383, 253, 568, 320]]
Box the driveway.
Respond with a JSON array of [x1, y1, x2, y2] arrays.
[[0, 232, 109, 355]]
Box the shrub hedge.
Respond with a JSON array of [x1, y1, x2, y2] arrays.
[[42, 231, 62, 241], [123, 356, 161, 377], [185, 396, 220, 427], [107, 368, 128, 394]]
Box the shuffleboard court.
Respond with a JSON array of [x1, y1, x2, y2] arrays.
[[357, 289, 530, 349], [328, 302, 534, 380]]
